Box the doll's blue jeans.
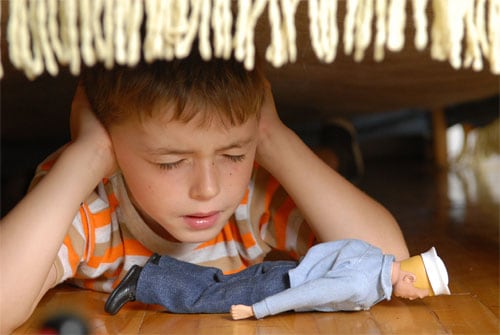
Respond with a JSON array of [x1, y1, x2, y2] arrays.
[[136, 255, 297, 313]]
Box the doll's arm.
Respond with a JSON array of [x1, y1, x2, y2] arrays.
[[236, 275, 368, 319], [256, 81, 409, 260]]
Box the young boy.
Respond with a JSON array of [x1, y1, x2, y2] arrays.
[[103, 239, 449, 317], [0, 50, 409, 333]]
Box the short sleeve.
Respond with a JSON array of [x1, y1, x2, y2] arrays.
[[28, 146, 91, 286], [52, 204, 90, 285]]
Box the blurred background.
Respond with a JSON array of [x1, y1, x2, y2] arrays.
[[1, 2, 499, 332]]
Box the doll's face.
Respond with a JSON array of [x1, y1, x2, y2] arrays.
[[109, 107, 258, 243], [392, 270, 430, 300]]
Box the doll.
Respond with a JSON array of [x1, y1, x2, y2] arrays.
[[105, 239, 450, 319]]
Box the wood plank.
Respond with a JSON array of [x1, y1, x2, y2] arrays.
[[11, 145, 499, 335], [427, 294, 499, 334]]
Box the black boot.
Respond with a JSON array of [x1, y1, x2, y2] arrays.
[[105, 265, 142, 315], [148, 253, 161, 265]]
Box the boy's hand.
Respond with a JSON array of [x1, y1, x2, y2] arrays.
[[70, 83, 117, 177], [255, 80, 289, 169]]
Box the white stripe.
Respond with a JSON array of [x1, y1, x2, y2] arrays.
[[94, 224, 111, 244], [102, 280, 114, 292], [96, 182, 109, 205], [242, 243, 265, 260], [185, 242, 240, 264], [78, 254, 151, 279], [57, 244, 74, 282], [285, 208, 303, 251], [260, 221, 269, 241], [78, 257, 122, 278], [71, 212, 86, 241], [87, 196, 109, 213], [123, 255, 151, 270], [235, 203, 249, 220], [110, 211, 120, 232]]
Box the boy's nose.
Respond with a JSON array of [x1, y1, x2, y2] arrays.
[[189, 161, 220, 201]]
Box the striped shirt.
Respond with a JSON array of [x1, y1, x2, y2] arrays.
[[31, 147, 316, 293]]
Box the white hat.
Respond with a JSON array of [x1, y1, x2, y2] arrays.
[[421, 247, 451, 295]]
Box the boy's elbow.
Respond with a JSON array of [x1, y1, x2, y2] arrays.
[[1, 301, 36, 334], [1, 315, 22, 334], [1, 319, 19, 335]]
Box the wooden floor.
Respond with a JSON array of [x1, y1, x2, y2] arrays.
[[13, 157, 499, 334]]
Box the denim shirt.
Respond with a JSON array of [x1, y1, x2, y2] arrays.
[[252, 239, 394, 318]]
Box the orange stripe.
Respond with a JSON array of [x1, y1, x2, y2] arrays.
[[109, 265, 124, 278], [195, 221, 255, 252], [241, 231, 256, 249], [85, 239, 151, 268], [91, 209, 112, 228], [196, 221, 238, 250], [122, 238, 152, 257], [258, 211, 270, 230], [63, 234, 81, 274], [240, 189, 249, 205], [289, 250, 299, 260], [273, 198, 295, 250], [81, 280, 94, 290], [265, 177, 280, 207], [308, 232, 317, 247], [226, 220, 243, 243], [108, 193, 119, 211], [79, 206, 91, 260], [86, 244, 124, 267], [224, 264, 248, 275]]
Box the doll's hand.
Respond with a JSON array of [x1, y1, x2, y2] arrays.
[[70, 83, 117, 178], [230, 305, 255, 320]]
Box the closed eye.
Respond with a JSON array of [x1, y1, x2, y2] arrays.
[[158, 160, 184, 170], [224, 154, 246, 163]]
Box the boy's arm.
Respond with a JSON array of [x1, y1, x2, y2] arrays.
[[0, 86, 116, 333], [256, 82, 409, 260]]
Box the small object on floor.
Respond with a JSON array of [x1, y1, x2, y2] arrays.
[[320, 118, 364, 182], [39, 313, 89, 335]]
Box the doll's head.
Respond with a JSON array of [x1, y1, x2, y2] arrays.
[[393, 247, 450, 299]]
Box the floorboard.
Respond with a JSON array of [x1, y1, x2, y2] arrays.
[[12, 156, 499, 334]]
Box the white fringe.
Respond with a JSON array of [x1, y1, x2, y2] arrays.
[[2, 0, 499, 79]]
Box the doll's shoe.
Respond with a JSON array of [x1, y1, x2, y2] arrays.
[[147, 253, 161, 265], [104, 265, 142, 315]]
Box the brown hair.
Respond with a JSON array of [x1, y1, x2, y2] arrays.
[[83, 50, 266, 128]]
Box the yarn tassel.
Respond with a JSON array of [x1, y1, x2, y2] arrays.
[[1, 0, 499, 80]]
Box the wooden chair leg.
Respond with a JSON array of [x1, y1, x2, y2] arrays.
[[431, 107, 448, 168]]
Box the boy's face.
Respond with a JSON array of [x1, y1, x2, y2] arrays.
[[109, 108, 259, 243]]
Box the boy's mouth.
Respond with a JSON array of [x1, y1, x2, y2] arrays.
[[183, 211, 220, 230]]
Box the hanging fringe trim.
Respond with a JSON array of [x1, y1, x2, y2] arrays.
[[1, 0, 499, 80]]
